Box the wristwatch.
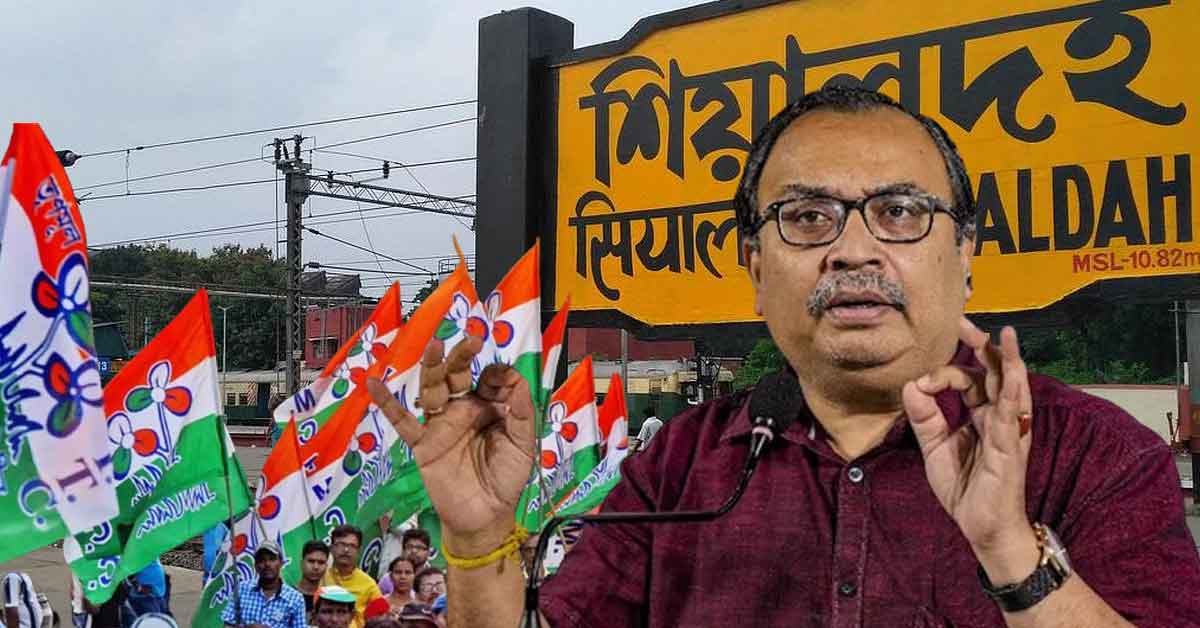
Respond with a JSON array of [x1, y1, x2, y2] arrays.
[[978, 523, 1072, 612]]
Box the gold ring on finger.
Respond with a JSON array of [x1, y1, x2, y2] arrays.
[[424, 405, 446, 417], [447, 389, 470, 400]]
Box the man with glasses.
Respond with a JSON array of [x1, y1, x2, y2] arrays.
[[401, 530, 432, 573], [376, 528, 433, 597], [320, 525, 382, 628], [367, 85, 1200, 626]]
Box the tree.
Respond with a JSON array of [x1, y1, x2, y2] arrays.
[[90, 244, 287, 370], [1017, 302, 1179, 385], [730, 299, 1180, 389], [733, 338, 788, 390]]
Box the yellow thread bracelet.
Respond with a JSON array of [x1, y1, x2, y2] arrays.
[[441, 525, 530, 570]]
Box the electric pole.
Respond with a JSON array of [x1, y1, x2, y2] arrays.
[[275, 135, 309, 396], [271, 134, 477, 397]]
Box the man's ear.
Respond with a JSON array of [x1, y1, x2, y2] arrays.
[[959, 235, 975, 301], [742, 237, 765, 316]]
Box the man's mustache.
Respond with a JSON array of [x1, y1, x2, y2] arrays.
[[806, 271, 908, 317]]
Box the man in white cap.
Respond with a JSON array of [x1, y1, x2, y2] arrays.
[[222, 541, 306, 628]]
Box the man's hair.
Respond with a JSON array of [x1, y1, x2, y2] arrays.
[[302, 539, 330, 558], [413, 566, 444, 590], [401, 528, 432, 548], [330, 524, 363, 546], [364, 618, 403, 628], [388, 556, 417, 573], [733, 84, 976, 248]]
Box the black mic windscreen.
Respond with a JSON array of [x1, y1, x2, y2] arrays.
[[748, 369, 801, 435]]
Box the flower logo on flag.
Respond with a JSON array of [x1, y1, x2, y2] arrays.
[[332, 323, 388, 397], [540, 400, 578, 470], [332, 362, 370, 399], [436, 293, 488, 342], [347, 323, 387, 361], [342, 450, 364, 476], [356, 432, 379, 453], [106, 413, 135, 480], [257, 495, 282, 520], [30, 253, 94, 352], [42, 352, 102, 438], [435, 292, 492, 379], [483, 292, 514, 350], [231, 532, 250, 556], [124, 360, 193, 461], [107, 411, 170, 481]]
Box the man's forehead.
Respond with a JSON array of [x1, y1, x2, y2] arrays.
[[759, 107, 952, 201]]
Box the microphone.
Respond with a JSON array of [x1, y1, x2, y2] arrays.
[[521, 369, 800, 627], [629, 417, 664, 452], [748, 369, 802, 459]]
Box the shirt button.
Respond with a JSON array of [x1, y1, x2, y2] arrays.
[[838, 581, 858, 597], [847, 466, 865, 483]]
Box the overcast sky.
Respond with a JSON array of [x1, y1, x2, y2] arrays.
[[0, 1, 695, 299]]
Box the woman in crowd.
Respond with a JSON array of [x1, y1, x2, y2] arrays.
[[383, 557, 417, 613]]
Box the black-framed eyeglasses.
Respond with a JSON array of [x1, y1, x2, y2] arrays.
[[751, 190, 956, 247]]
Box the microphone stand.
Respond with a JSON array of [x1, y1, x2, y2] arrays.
[[520, 418, 777, 628]]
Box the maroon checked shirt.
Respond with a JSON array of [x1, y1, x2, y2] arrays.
[[541, 345, 1200, 627]]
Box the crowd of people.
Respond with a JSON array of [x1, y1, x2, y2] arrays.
[[1, 520, 446, 628], [223, 523, 447, 628]]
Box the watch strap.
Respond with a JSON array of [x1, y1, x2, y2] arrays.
[[977, 562, 1066, 613]]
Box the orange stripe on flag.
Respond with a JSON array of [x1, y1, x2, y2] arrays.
[[2, 123, 88, 273], [550, 354, 594, 414], [541, 297, 570, 365], [383, 262, 473, 376], [261, 418, 303, 488], [598, 373, 627, 439], [103, 289, 216, 416], [316, 257, 474, 460], [492, 240, 539, 312]]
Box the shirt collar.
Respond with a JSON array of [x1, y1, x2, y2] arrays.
[[721, 342, 979, 449]]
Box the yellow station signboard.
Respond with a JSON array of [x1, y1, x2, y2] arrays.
[[554, 0, 1198, 326]]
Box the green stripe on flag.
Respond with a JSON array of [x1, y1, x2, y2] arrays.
[[0, 399, 69, 561], [71, 415, 251, 603]]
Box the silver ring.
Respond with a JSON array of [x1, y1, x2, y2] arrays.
[[424, 405, 446, 417], [448, 389, 470, 400]]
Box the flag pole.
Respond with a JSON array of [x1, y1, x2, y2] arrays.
[[207, 290, 244, 628], [217, 415, 244, 624], [288, 417, 321, 541], [215, 413, 244, 626]]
